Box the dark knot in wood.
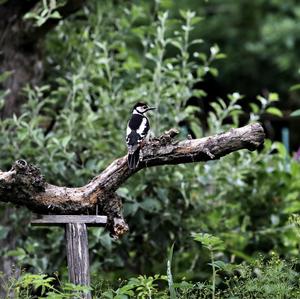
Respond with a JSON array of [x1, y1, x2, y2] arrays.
[[112, 218, 129, 239], [14, 162, 46, 192], [14, 159, 28, 171]]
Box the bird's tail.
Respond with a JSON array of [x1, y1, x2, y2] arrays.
[[128, 148, 140, 170]]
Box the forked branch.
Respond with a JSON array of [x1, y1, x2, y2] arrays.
[[0, 123, 265, 237]]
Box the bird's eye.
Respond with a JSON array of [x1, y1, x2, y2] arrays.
[[143, 105, 147, 109]]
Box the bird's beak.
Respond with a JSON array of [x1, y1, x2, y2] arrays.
[[146, 107, 156, 111]]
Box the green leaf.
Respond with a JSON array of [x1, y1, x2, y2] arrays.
[[192, 233, 225, 251], [62, 136, 71, 148], [211, 260, 227, 270], [290, 109, 300, 117], [0, 225, 9, 240], [37, 17, 47, 27], [50, 11, 62, 19], [266, 107, 282, 117], [209, 67, 219, 77], [189, 39, 204, 46], [215, 53, 227, 59], [179, 10, 187, 19], [124, 201, 139, 216], [192, 89, 207, 98], [23, 11, 38, 20], [123, 56, 142, 71], [169, 40, 182, 51], [190, 16, 203, 25], [250, 103, 259, 114], [7, 247, 26, 258], [0, 71, 12, 82], [290, 83, 300, 91], [269, 92, 279, 101]]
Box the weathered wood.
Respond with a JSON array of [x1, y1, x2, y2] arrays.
[[31, 215, 107, 226], [31, 215, 106, 298], [65, 223, 91, 299], [0, 123, 265, 237]]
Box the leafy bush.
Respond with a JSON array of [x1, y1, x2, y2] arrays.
[[0, 1, 300, 297], [2, 252, 299, 298], [0, 272, 90, 299]]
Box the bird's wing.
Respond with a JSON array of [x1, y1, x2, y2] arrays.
[[136, 117, 149, 140], [128, 114, 144, 130]]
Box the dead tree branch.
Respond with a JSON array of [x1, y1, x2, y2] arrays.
[[0, 123, 265, 237]]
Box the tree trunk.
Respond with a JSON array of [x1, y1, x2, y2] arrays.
[[0, 31, 43, 117], [0, 1, 41, 117], [0, 0, 86, 117]]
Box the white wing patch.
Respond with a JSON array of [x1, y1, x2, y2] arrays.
[[126, 122, 131, 137], [137, 117, 148, 136]]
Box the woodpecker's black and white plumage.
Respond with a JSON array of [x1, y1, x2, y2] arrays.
[[126, 102, 156, 169]]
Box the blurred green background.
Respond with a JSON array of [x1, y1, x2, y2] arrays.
[[1, 0, 300, 297]]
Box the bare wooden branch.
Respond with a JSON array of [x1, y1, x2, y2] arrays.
[[0, 123, 265, 237]]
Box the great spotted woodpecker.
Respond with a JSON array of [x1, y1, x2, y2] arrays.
[[126, 102, 156, 169]]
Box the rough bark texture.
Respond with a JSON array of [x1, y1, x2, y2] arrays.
[[0, 123, 265, 238], [0, 0, 86, 117], [65, 223, 91, 299]]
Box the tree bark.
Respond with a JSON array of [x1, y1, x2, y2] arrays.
[[0, 123, 265, 238]]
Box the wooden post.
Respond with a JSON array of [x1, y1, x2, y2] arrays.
[[66, 223, 91, 299], [31, 215, 107, 299]]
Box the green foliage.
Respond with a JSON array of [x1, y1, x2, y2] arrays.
[[102, 275, 168, 299], [3, 255, 299, 298], [16, 274, 55, 297], [290, 109, 300, 117], [191, 0, 300, 104], [193, 233, 225, 299], [193, 233, 225, 252], [1, 0, 300, 297], [100, 253, 300, 298], [0, 272, 90, 299], [24, 0, 63, 27], [224, 255, 300, 299], [1, 0, 223, 276]]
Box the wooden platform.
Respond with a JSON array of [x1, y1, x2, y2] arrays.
[[31, 214, 107, 227], [31, 214, 108, 299]]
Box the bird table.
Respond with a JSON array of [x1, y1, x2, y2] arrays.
[[31, 214, 108, 299]]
